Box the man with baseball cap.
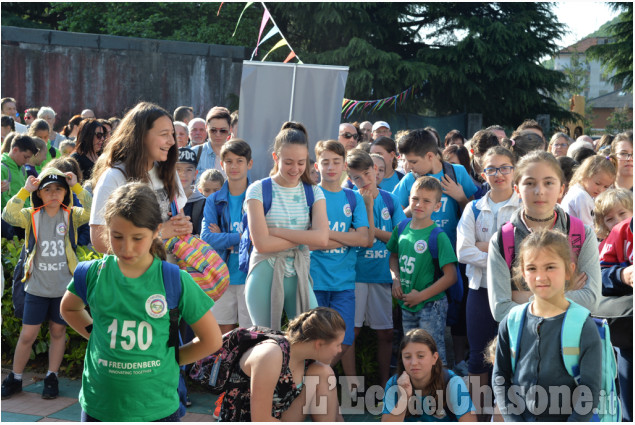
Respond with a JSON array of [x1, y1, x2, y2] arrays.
[[176, 147, 206, 235], [372, 121, 392, 140]]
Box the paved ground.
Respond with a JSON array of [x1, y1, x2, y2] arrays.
[[1, 369, 381, 422]]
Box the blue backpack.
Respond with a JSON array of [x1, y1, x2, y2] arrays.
[[73, 260, 189, 418], [506, 300, 621, 422], [378, 189, 395, 218], [396, 219, 464, 326], [238, 177, 315, 273]]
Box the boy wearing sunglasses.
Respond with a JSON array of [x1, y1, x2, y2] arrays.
[[193, 106, 232, 183]]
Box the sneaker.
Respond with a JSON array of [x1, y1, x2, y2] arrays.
[[212, 392, 224, 419], [42, 374, 59, 399], [453, 360, 469, 377], [1, 372, 22, 399], [185, 394, 192, 407]]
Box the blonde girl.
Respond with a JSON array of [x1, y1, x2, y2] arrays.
[[561, 155, 616, 226], [197, 168, 225, 197], [487, 151, 601, 322], [244, 126, 329, 329], [594, 188, 633, 242], [493, 229, 602, 421], [382, 329, 476, 422], [457, 146, 520, 420], [60, 182, 221, 421]]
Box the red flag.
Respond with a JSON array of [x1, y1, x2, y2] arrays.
[[283, 51, 296, 63]]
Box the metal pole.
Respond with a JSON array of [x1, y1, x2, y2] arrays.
[[289, 63, 297, 121]]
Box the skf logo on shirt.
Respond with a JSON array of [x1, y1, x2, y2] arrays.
[[343, 204, 352, 217], [146, 294, 168, 318], [56, 223, 68, 236], [414, 240, 428, 254], [381, 207, 390, 220]]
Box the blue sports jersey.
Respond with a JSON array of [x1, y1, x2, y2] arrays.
[[355, 190, 406, 283], [392, 164, 477, 246], [379, 172, 401, 192], [226, 192, 247, 285], [311, 187, 369, 291]]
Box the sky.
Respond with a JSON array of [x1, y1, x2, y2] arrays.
[[553, 2, 621, 49]]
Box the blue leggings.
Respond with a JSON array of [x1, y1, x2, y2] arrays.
[[245, 260, 318, 328], [466, 287, 498, 375]]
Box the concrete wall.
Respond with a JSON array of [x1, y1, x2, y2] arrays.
[[1, 26, 249, 129]]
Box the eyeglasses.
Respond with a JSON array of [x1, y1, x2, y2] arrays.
[[483, 166, 514, 176], [553, 143, 568, 149], [616, 152, 633, 160], [94, 133, 106, 140], [339, 132, 358, 140], [209, 128, 229, 135]]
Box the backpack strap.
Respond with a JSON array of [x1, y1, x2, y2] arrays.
[[379, 189, 394, 217], [395, 170, 405, 181], [471, 200, 481, 223], [397, 218, 411, 236], [49, 146, 57, 159], [342, 187, 357, 213], [499, 222, 516, 269], [507, 302, 530, 374], [261, 177, 273, 214], [1, 163, 11, 184], [566, 214, 586, 258], [194, 144, 203, 166], [73, 260, 98, 305], [162, 261, 183, 363], [560, 300, 590, 384], [428, 226, 444, 279]]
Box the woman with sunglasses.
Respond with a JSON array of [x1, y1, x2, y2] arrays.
[[71, 119, 105, 183], [192, 107, 232, 179]]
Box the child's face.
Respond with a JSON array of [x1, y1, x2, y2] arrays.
[[521, 248, 573, 304], [61, 145, 74, 156], [481, 154, 514, 192], [614, 141, 633, 177], [11, 147, 33, 167], [370, 145, 394, 172], [35, 129, 50, 142], [38, 183, 67, 206], [372, 158, 385, 184], [273, 144, 308, 186], [198, 180, 222, 198], [603, 205, 633, 232], [309, 167, 320, 185], [108, 215, 157, 270], [409, 187, 441, 221], [314, 331, 344, 365], [401, 342, 438, 382], [405, 152, 433, 176], [348, 165, 377, 191], [221, 151, 252, 182], [582, 171, 614, 199], [515, 162, 564, 219], [316, 150, 346, 185], [175, 163, 198, 188]]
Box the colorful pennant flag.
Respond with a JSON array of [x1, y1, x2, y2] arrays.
[[254, 9, 271, 56], [232, 2, 254, 37], [262, 38, 288, 61], [341, 86, 417, 118]]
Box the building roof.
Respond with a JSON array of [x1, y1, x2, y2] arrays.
[[558, 37, 606, 54], [588, 90, 634, 109]]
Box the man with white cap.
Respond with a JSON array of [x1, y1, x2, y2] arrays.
[[372, 121, 392, 140]]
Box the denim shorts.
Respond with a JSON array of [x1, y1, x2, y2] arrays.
[[23, 293, 66, 326], [401, 297, 448, 365], [314, 289, 355, 345]]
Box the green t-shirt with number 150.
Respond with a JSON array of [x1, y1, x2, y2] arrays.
[[68, 255, 214, 421], [386, 222, 457, 313]]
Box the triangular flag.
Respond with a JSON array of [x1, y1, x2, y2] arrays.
[[217, 2, 224, 16], [283, 51, 296, 63], [251, 26, 280, 60], [232, 2, 254, 37], [262, 38, 287, 61], [254, 9, 271, 56]]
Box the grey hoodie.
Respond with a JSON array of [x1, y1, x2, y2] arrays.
[[487, 205, 600, 322]]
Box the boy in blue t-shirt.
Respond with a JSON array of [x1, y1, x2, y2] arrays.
[[341, 149, 406, 386], [387, 176, 458, 365], [200, 139, 253, 334], [310, 140, 370, 365], [392, 129, 477, 247]]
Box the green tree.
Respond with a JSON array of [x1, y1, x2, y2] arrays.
[[586, 2, 633, 92], [605, 106, 634, 133]]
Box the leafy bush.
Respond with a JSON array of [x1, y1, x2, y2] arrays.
[[1, 237, 102, 377]]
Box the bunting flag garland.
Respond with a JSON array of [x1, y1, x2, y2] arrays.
[[222, 2, 414, 114], [341, 86, 417, 119]]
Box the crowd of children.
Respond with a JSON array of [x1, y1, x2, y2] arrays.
[[1, 100, 633, 422]]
